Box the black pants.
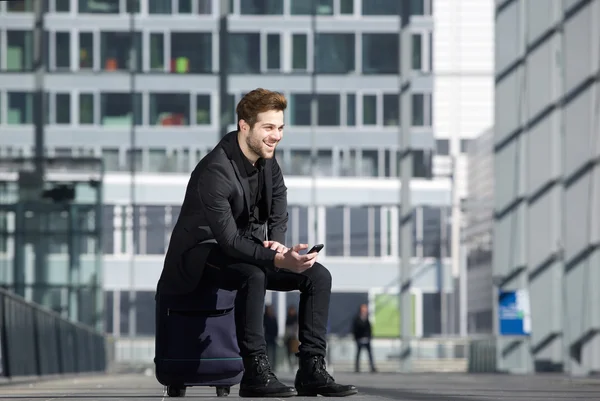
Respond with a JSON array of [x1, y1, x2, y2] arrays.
[[355, 342, 375, 372], [192, 246, 332, 359]]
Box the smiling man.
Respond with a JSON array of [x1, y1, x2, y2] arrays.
[[157, 89, 357, 398]]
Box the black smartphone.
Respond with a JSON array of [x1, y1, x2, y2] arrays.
[[308, 244, 324, 254]]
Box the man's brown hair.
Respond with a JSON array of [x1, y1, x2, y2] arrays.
[[236, 88, 287, 130]]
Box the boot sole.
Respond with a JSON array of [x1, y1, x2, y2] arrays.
[[297, 389, 359, 397], [239, 389, 298, 398]]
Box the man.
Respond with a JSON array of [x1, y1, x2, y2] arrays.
[[157, 89, 357, 398], [352, 304, 377, 373]]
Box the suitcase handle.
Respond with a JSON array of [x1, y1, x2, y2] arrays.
[[167, 307, 234, 317]]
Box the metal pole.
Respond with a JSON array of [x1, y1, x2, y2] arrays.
[[127, 2, 137, 350], [310, 0, 318, 239]]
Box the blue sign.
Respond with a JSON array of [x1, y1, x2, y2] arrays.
[[498, 290, 531, 336]]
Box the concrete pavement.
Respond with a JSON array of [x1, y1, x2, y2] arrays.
[[1, 371, 600, 400]]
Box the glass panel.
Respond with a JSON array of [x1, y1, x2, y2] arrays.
[[315, 34, 355, 74], [178, 0, 192, 13], [135, 291, 156, 335], [102, 148, 120, 171], [127, 0, 140, 12], [412, 34, 422, 70], [241, 0, 283, 14], [55, 32, 71, 70], [340, 0, 353, 14], [289, 94, 311, 126], [6, 30, 33, 71], [411, 0, 424, 15], [56, 0, 70, 11], [196, 95, 211, 125], [325, 207, 344, 256], [373, 206, 382, 257], [150, 33, 165, 71], [412, 93, 424, 126], [100, 93, 142, 126], [317, 94, 340, 126], [291, 34, 308, 70], [346, 94, 356, 126], [290, 150, 311, 176], [145, 206, 167, 255], [7, 92, 33, 125], [79, 93, 94, 124], [266, 34, 281, 70], [55, 93, 71, 124], [79, 0, 119, 13], [383, 94, 399, 126], [362, 95, 377, 125], [171, 33, 212, 73], [422, 206, 441, 258], [149, 93, 190, 126], [198, 0, 212, 14], [149, 0, 171, 13], [221, 94, 235, 126], [362, 34, 398, 74], [291, 0, 332, 15], [349, 207, 368, 256], [362, 0, 400, 15], [79, 32, 94, 69], [297, 206, 309, 245], [101, 32, 142, 72], [228, 33, 260, 73], [362, 150, 378, 176], [102, 205, 114, 254], [436, 139, 449, 156], [8, 0, 33, 12]]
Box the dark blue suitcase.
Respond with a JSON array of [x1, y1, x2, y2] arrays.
[[154, 283, 244, 397]]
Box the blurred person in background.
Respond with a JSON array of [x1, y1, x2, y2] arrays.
[[157, 88, 357, 398], [352, 303, 377, 373], [263, 304, 279, 371], [284, 305, 299, 371]]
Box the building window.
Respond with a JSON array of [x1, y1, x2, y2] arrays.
[[79, 93, 95, 124], [178, 0, 192, 13], [101, 32, 142, 72], [55, 93, 71, 124], [362, 34, 398, 74], [197, 0, 212, 13], [383, 94, 399, 126], [196, 95, 211, 125], [228, 33, 260, 73], [346, 94, 356, 126], [100, 93, 141, 126], [171, 33, 212, 73], [55, 0, 70, 12], [412, 93, 432, 126], [290, 94, 312, 126], [340, 0, 353, 14], [53, 32, 71, 70], [362, 150, 379, 176], [6, 31, 32, 71], [436, 139, 450, 156], [316, 34, 355, 74], [149, 33, 165, 71], [291, 34, 308, 71], [411, 0, 433, 16], [221, 94, 235, 126], [362, 95, 377, 125], [241, 0, 283, 14], [79, 0, 119, 13], [79, 32, 94, 69], [149, 0, 171, 14], [149, 93, 190, 126], [412, 34, 422, 71], [266, 34, 281, 71], [317, 94, 340, 126], [350, 207, 369, 257], [362, 0, 400, 16], [460, 139, 472, 153], [291, 0, 333, 15], [8, 0, 33, 12], [325, 207, 344, 256], [7, 92, 33, 125]]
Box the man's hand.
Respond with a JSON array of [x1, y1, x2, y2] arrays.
[[273, 244, 318, 273], [263, 240, 289, 254]]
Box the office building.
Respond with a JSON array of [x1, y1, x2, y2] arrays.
[[0, 0, 456, 338], [494, 0, 600, 374]]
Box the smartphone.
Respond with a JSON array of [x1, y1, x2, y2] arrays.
[[308, 244, 324, 254]]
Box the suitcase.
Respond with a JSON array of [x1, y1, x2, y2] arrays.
[[154, 282, 244, 397]]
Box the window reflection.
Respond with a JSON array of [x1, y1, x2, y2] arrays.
[[55, 93, 71, 124], [79, 93, 95, 124], [55, 32, 71, 70], [8, 0, 33, 12], [6, 31, 33, 71], [228, 33, 260, 73], [149, 0, 171, 14], [362, 95, 377, 125], [241, 0, 283, 15], [412, 34, 422, 70], [362, 34, 398, 74], [196, 95, 211, 125], [315, 34, 355, 74], [317, 94, 340, 126], [362, 0, 400, 15], [325, 207, 344, 256], [79, 32, 94, 69], [290, 94, 311, 126], [7, 92, 32, 124], [149, 93, 190, 126], [150, 33, 165, 71], [101, 32, 142, 72], [79, 0, 119, 13], [291, 34, 308, 71], [171, 33, 212, 73], [383, 94, 399, 126], [350, 207, 369, 257], [100, 93, 142, 126], [291, 0, 332, 15]]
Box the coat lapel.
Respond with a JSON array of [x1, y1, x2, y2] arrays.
[[229, 159, 252, 216]]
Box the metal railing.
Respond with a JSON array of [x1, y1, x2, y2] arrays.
[[0, 288, 110, 379]]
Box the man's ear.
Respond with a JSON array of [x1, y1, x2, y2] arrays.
[[239, 119, 249, 132]]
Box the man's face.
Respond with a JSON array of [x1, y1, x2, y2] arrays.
[[241, 110, 284, 160]]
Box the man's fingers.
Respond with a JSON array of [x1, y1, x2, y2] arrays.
[[292, 243, 308, 252], [270, 243, 279, 250]]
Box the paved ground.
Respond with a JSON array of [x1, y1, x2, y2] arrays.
[[1, 372, 600, 400]]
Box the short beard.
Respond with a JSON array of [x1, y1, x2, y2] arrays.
[[246, 128, 268, 159]]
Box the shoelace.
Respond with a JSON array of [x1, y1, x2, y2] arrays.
[[311, 356, 334, 383], [255, 355, 277, 380]]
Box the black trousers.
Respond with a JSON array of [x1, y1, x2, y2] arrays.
[[186, 245, 332, 359]]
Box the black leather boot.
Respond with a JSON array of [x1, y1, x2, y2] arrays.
[[294, 355, 358, 397], [239, 354, 297, 398]]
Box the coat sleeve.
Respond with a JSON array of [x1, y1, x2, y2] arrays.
[[268, 158, 288, 244], [198, 162, 278, 267]]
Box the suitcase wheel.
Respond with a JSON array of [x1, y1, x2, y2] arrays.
[[216, 386, 230, 397], [166, 385, 186, 397]]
